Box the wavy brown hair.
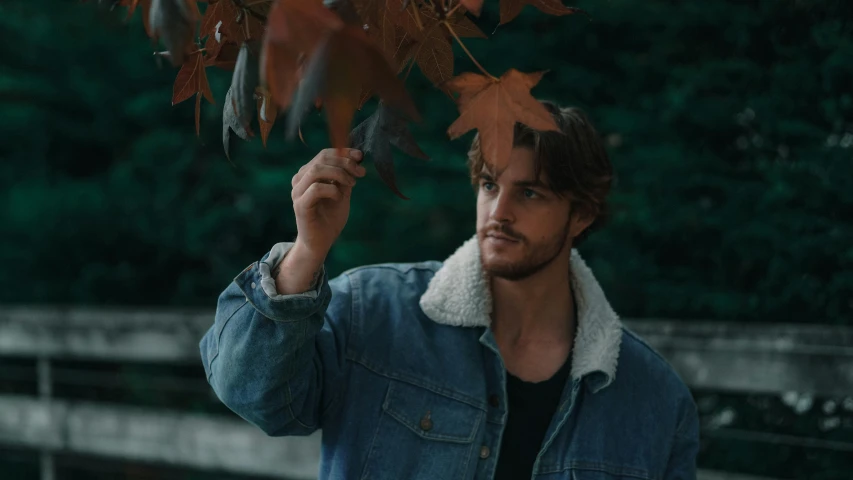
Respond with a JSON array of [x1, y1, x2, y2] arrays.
[[467, 100, 614, 246]]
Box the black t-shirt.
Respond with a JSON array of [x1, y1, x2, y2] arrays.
[[494, 353, 573, 480]]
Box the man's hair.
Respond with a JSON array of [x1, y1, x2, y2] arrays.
[[466, 100, 614, 246]]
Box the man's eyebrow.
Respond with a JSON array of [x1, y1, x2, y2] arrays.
[[514, 179, 547, 188]]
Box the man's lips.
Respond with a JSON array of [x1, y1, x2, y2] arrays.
[[486, 233, 520, 242]]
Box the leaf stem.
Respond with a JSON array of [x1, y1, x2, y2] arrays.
[[446, 1, 462, 18], [409, 1, 424, 31], [243, 10, 251, 39], [445, 23, 496, 80], [402, 56, 417, 83]]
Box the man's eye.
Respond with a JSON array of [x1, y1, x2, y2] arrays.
[[482, 182, 495, 191], [523, 189, 538, 199]]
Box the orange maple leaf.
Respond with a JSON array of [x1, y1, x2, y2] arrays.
[[261, 40, 302, 110], [172, 52, 216, 136], [293, 25, 419, 149], [263, 0, 344, 110], [265, 0, 344, 52], [445, 69, 558, 171], [499, 0, 585, 25]]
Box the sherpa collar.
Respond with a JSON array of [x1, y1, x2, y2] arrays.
[[419, 234, 623, 388]]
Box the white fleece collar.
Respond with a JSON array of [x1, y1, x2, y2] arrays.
[[419, 234, 623, 388]]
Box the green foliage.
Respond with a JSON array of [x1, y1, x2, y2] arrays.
[[0, 0, 850, 324]]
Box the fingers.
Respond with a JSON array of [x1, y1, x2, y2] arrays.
[[291, 163, 357, 199], [298, 182, 343, 210], [318, 148, 364, 177], [291, 149, 366, 190]]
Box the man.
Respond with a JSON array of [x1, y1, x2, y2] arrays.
[[200, 101, 700, 480]]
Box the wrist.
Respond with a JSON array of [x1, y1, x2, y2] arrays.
[[291, 238, 328, 266], [272, 239, 327, 295]]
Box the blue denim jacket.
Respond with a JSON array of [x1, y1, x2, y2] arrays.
[[200, 235, 699, 480]]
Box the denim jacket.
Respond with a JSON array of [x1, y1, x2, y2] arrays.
[[200, 235, 700, 480]]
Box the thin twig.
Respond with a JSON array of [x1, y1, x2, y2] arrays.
[[445, 22, 496, 80]]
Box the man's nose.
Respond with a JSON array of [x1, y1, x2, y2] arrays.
[[490, 192, 515, 223]]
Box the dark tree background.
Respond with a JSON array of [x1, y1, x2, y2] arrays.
[[0, 0, 851, 478]]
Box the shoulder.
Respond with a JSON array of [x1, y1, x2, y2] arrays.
[[616, 327, 695, 406]]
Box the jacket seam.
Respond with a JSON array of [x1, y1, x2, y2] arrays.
[[342, 262, 440, 278], [542, 461, 652, 479], [207, 298, 249, 382], [621, 327, 676, 368], [286, 359, 319, 431], [241, 285, 325, 323], [359, 381, 392, 480], [319, 273, 356, 422]]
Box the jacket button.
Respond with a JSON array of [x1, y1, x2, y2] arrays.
[[420, 415, 433, 431], [479, 446, 490, 459], [488, 394, 500, 408]]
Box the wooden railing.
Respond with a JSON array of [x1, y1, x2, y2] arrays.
[[1, 306, 851, 480]]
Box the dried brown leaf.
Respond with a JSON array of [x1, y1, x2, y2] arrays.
[[445, 69, 559, 171]]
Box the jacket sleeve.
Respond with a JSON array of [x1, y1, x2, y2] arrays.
[[199, 241, 353, 437], [664, 395, 701, 480]]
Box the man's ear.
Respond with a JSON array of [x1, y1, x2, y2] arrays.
[[568, 207, 596, 240]]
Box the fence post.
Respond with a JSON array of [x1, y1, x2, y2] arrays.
[[37, 357, 54, 480]]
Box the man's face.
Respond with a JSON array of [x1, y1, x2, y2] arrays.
[[476, 147, 583, 281]]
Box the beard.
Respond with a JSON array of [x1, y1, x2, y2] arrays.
[[478, 220, 572, 281]]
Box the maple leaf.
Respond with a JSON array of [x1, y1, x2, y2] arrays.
[[288, 25, 419, 149], [231, 41, 261, 136], [223, 86, 252, 161], [171, 51, 215, 135], [445, 69, 559, 171], [499, 0, 585, 25], [265, 0, 344, 53], [413, 23, 453, 89], [172, 51, 215, 105], [149, 0, 200, 66], [257, 93, 278, 147], [388, 0, 485, 41], [350, 102, 429, 199], [263, 0, 344, 111], [261, 40, 302, 110], [200, 0, 265, 45], [207, 41, 241, 70], [380, 1, 485, 92]]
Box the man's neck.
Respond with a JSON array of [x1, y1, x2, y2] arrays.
[[489, 254, 576, 350]]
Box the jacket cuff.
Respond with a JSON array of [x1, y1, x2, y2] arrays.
[[233, 242, 330, 322]]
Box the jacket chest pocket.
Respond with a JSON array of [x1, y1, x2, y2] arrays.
[[360, 379, 485, 480]]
